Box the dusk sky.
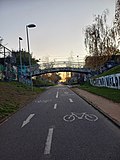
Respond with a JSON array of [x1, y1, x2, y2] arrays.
[[0, 0, 116, 62]]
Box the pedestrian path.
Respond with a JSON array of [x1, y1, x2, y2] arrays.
[[72, 88, 120, 127]]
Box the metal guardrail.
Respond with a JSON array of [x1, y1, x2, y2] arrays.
[[0, 44, 18, 81]]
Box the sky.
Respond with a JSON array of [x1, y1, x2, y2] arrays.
[[0, 0, 116, 62]]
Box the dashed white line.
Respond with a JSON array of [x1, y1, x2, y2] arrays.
[[56, 91, 59, 98], [69, 98, 73, 103], [44, 128, 54, 155], [54, 103, 57, 109]]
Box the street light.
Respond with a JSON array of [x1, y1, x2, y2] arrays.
[[19, 37, 23, 79], [26, 23, 36, 89], [77, 55, 79, 68], [26, 24, 36, 67]]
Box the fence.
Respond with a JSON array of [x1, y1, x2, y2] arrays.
[[0, 44, 17, 81]]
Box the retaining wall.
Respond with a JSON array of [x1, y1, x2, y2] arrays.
[[90, 73, 120, 89]]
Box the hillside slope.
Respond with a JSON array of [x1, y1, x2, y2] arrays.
[[0, 82, 45, 122], [94, 65, 120, 78]]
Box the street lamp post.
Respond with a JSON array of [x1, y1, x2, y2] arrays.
[[77, 55, 79, 68], [26, 24, 36, 89], [19, 37, 23, 79]]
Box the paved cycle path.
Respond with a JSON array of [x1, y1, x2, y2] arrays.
[[0, 85, 120, 160]]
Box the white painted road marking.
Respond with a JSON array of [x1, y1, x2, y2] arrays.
[[61, 93, 75, 96], [63, 112, 98, 122], [64, 91, 69, 94], [69, 98, 73, 103], [54, 103, 57, 109], [35, 99, 52, 103], [21, 114, 35, 128], [56, 91, 59, 98], [44, 128, 54, 155]]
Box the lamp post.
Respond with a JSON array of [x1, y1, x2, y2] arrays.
[[26, 23, 36, 89], [77, 55, 79, 68], [19, 37, 23, 78]]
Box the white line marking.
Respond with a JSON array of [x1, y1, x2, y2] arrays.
[[54, 103, 57, 109], [56, 91, 59, 98], [21, 114, 35, 128], [69, 98, 73, 103], [64, 91, 69, 94], [44, 128, 54, 155], [35, 99, 52, 103]]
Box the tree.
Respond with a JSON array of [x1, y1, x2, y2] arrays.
[[12, 50, 38, 66], [114, 0, 120, 37], [0, 36, 3, 53], [84, 55, 109, 69], [37, 72, 61, 85], [0, 36, 3, 44], [49, 73, 61, 84], [84, 9, 111, 56], [84, 9, 119, 69]]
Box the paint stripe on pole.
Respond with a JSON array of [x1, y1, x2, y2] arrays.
[[44, 128, 54, 155]]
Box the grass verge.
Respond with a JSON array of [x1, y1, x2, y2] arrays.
[[78, 82, 120, 103], [0, 81, 45, 121], [94, 65, 120, 78]]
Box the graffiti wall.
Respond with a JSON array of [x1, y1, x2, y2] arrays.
[[90, 73, 120, 89], [0, 64, 17, 81]]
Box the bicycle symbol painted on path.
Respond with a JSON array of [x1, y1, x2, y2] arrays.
[[63, 112, 98, 122]]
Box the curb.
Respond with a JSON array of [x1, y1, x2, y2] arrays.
[[71, 88, 120, 128]]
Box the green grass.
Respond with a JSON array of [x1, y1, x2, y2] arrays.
[[94, 65, 120, 78], [85, 65, 120, 102], [0, 81, 45, 120], [0, 103, 18, 117], [79, 82, 120, 103]]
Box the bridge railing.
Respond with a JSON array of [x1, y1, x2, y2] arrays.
[[31, 67, 91, 76], [0, 44, 17, 81]]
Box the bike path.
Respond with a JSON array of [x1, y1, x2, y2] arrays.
[[0, 86, 120, 160], [0, 87, 58, 160], [49, 87, 120, 160]]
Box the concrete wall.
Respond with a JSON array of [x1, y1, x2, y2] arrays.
[[90, 73, 120, 89]]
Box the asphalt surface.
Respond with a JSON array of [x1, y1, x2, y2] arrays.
[[0, 85, 120, 160]]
